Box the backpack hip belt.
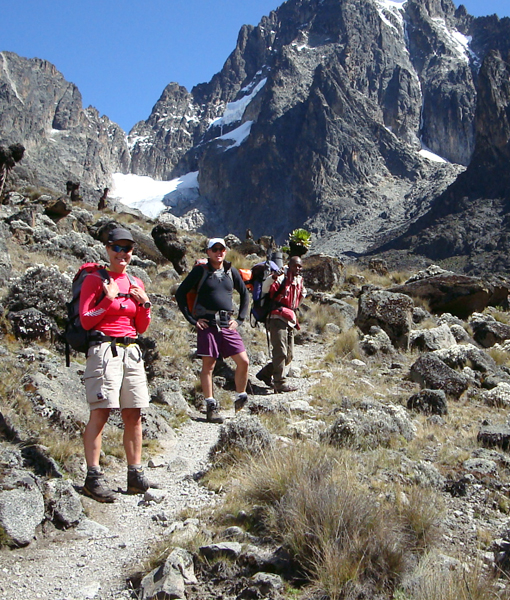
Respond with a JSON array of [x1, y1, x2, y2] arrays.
[[88, 332, 139, 357]]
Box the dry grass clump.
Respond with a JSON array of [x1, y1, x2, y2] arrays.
[[301, 302, 347, 334], [226, 444, 441, 599], [401, 555, 510, 600], [323, 329, 362, 362]]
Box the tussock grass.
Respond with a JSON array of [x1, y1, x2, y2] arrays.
[[224, 444, 440, 598], [402, 555, 510, 600], [324, 328, 362, 362], [301, 302, 347, 334]]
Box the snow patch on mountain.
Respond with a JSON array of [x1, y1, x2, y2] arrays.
[[111, 172, 199, 219], [209, 78, 267, 129]]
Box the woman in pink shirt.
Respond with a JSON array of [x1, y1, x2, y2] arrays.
[[80, 227, 155, 502]]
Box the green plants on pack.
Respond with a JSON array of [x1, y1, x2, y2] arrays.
[[287, 228, 312, 257]]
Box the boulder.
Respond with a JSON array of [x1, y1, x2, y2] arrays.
[[409, 353, 469, 399], [409, 324, 457, 352], [477, 425, 510, 451], [407, 389, 448, 415], [359, 326, 395, 356], [8, 308, 57, 341], [469, 312, 510, 348], [320, 401, 415, 450], [0, 472, 45, 546], [302, 254, 344, 291], [389, 266, 507, 319], [45, 479, 84, 528], [151, 222, 187, 274], [6, 264, 70, 321], [356, 288, 414, 350], [209, 416, 273, 465]]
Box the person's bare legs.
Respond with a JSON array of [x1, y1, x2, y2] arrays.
[[83, 408, 111, 467], [121, 408, 143, 465], [231, 351, 249, 393], [201, 356, 217, 399]]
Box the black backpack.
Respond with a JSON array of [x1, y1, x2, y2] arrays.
[[249, 259, 284, 327]]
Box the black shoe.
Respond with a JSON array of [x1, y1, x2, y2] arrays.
[[206, 404, 224, 424], [274, 383, 298, 393], [127, 467, 160, 494], [83, 472, 116, 503], [256, 364, 274, 387], [234, 393, 248, 413]]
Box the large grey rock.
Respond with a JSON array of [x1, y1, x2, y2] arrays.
[[356, 288, 414, 350], [321, 401, 416, 450], [409, 324, 457, 352], [301, 254, 344, 291], [0, 473, 45, 546], [45, 479, 84, 528], [469, 313, 510, 348], [409, 353, 469, 399]]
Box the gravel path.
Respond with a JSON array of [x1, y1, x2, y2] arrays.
[[0, 344, 318, 600], [0, 418, 221, 600]]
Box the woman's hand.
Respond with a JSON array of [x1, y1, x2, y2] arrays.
[[129, 284, 150, 305], [103, 278, 120, 300], [228, 319, 238, 330], [196, 318, 209, 330]]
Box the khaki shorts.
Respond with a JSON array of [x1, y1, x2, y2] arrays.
[[84, 342, 150, 410]]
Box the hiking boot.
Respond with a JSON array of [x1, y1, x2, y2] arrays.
[[206, 403, 224, 424], [127, 467, 160, 494], [274, 383, 298, 393], [234, 393, 248, 414], [82, 472, 116, 503], [256, 364, 274, 387]]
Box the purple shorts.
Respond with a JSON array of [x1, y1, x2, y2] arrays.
[[197, 326, 246, 359]]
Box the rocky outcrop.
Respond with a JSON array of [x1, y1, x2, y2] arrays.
[[0, 51, 129, 198], [389, 266, 510, 318]]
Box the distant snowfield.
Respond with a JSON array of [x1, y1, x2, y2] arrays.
[[110, 172, 199, 219]]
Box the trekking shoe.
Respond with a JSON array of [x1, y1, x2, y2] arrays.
[[234, 393, 248, 414], [82, 472, 116, 503], [274, 383, 298, 393], [206, 403, 224, 424], [256, 365, 273, 387], [127, 467, 160, 494]]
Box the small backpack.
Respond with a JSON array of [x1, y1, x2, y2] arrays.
[[64, 263, 135, 366]]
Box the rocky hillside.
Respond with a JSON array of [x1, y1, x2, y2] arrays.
[[3, 189, 510, 598]]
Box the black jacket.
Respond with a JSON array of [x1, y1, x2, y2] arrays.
[[175, 260, 249, 326]]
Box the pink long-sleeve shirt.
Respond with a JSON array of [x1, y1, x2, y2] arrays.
[[79, 270, 150, 337]]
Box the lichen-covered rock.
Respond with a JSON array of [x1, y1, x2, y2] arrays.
[[409, 353, 469, 399], [407, 389, 448, 415], [321, 401, 415, 450], [209, 416, 273, 464], [409, 324, 457, 352], [469, 312, 510, 348], [356, 288, 414, 350]]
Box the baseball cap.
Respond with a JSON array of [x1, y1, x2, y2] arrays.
[[207, 238, 228, 250], [108, 228, 135, 243]]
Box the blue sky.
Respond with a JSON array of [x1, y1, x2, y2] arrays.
[[3, 0, 509, 133]]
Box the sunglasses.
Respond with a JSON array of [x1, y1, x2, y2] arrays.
[[109, 244, 134, 253], [210, 246, 226, 252]]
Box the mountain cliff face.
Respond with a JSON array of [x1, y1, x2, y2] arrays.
[[0, 51, 129, 196], [3, 1, 510, 267], [127, 0, 510, 255], [375, 46, 510, 274]]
